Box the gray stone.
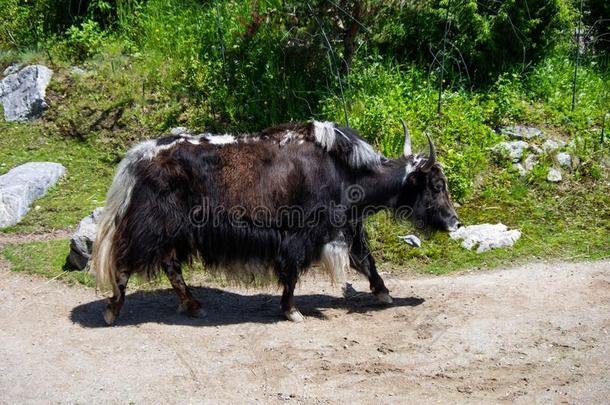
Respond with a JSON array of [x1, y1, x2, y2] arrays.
[[524, 154, 538, 172], [450, 223, 521, 253], [542, 139, 565, 152], [70, 66, 87, 76], [0, 65, 53, 122], [170, 127, 191, 136], [547, 167, 562, 182], [398, 234, 422, 247], [500, 126, 544, 140], [513, 154, 538, 176], [0, 162, 66, 228], [67, 207, 104, 270], [513, 163, 527, 176], [491, 141, 530, 162], [2, 63, 24, 76], [556, 152, 572, 169]]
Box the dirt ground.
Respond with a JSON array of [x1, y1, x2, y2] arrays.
[[0, 257, 609, 404]]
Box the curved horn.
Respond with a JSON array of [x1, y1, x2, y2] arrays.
[[400, 118, 412, 156], [420, 134, 437, 172]]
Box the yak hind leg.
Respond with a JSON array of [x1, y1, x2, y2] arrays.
[[162, 258, 205, 318], [103, 270, 131, 326], [276, 259, 304, 323]]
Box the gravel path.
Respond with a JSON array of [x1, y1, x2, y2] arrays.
[[0, 259, 608, 404]]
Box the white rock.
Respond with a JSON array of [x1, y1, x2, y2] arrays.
[[547, 167, 562, 182], [70, 66, 87, 76], [556, 152, 572, 169], [450, 223, 521, 253], [491, 141, 530, 162], [2, 63, 23, 76], [0, 162, 65, 228], [513, 163, 527, 176], [68, 207, 104, 270], [170, 127, 191, 136], [398, 234, 422, 247], [500, 126, 544, 140], [542, 139, 565, 152], [524, 154, 538, 171], [0, 65, 53, 121]]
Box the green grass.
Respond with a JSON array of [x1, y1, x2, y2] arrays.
[[368, 174, 610, 274], [0, 121, 115, 233], [2, 240, 95, 286], [0, 37, 608, 285]]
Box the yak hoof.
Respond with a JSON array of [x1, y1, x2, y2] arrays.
[[284, 309, 304, 323], [342, 282, 359, 299], [177, 302, 206, 318], [103, 308, 116, 326], [375, 292, 393, 304]]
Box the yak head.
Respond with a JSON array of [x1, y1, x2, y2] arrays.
[[395, 119, 461, 232]]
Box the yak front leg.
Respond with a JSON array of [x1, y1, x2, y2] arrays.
[[348, 223, 392, 304], [162, 260, 204, 318], [103, 270, 131, 326]]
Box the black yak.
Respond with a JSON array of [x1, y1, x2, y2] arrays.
[[92, 120, 460, 324]]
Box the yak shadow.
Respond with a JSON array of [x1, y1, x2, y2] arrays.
[[70, 286, 425, 328]]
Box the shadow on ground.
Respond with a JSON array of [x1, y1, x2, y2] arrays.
[[70, 286, 425, 328]]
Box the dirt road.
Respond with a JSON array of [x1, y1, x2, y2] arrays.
[[0, 259, 609, 404]]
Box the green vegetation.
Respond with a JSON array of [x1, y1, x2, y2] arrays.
[[2, 240, 95, 286], [0, 1, 608, 283]]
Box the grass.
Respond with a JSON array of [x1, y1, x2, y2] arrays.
[[368, 174, 610, 274], [0, 120, 114, 233], [2, 240, 95, 286], [0, 40, 608, 286]]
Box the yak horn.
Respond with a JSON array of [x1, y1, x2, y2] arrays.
[[421, 134, 437, 172], [400, 118, 412, 156]]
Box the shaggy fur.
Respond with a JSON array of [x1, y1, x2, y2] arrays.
[[92, 120, 459, 324]]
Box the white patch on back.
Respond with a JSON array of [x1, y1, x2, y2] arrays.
[[204, 134, 236, 145], [313, 121, 336, 150], [350, 139, 382, 168]]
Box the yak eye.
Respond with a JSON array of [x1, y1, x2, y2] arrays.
[[432, 182, 444, 193]]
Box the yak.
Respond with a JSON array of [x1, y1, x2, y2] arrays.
[[91, 120, 460, 324]]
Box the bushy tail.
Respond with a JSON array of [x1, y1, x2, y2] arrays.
[[91, 158, 137, 296]]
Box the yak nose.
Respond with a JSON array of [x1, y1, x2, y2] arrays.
[[447, 216, 461, 232]]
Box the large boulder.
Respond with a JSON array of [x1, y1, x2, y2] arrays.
[[67, 207, 104, 270], [0, 162, 65, 228], [0, 65, 53, 122]]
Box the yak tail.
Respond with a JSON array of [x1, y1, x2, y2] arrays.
[[91, 157, 137, 296], [320, 240, 348, 286]]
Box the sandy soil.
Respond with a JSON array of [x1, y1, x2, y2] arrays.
[[0, 259, 609, 404]]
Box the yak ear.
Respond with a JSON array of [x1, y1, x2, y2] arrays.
[[400, 118, 412, 157]]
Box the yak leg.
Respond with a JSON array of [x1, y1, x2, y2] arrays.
[[162, 259, 204, 318], [280, 273, 303, 323], [103, 270, 131, 325], [349, 223, 392, 304], [276, 256, 304, 322]]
